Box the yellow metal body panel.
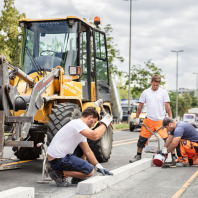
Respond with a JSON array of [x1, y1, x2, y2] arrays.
[[61, 81, 83, 99], [91, 82, 96, 102]]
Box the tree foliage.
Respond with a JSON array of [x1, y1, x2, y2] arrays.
[[0, 0, 25, 64], [169, 91, 198, 118], [122, 60, 165, 99], [103, 24, 124, 76]]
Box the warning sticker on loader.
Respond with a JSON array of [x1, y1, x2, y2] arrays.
[[62, 82, 82, 99]]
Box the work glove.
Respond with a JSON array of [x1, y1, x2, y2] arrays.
[[157, 148, 168, 159], [100, 114, 113, 127], [94, 99, 104, 107], [133, 118, 139, 125], [95, 163, 113, 176], [162, 146, 168, 155]]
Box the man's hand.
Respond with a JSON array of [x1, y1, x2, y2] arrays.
[[94, 99, 104, 107], [162, 146, 168, 155], [133, 118, 139, 125], [100, 114, 113, 128], [95, 163, 113, 176], [157, 148, 168, 159]]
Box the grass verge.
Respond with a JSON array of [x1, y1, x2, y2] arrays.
[[113, 122, 129, 130]]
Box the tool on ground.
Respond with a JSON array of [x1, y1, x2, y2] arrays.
[[143, 124, 162, 152], [153, 153, 167, 167], [37, 142, 52, 184]]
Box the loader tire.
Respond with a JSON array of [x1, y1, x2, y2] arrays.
[[47, 103, 81, 145], [88, 125, 113, 162], [13, 133, 45, 160]]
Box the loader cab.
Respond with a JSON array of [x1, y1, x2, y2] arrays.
[[19, 16, 110, 102]]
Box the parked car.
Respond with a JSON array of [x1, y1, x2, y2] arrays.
[[130, 103, 146, 131], [183, 113, 198, 128]]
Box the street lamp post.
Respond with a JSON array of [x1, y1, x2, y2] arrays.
[[171, 50, 184, 119], [193, 73, 198, 97], [124, 0, 133, 123]]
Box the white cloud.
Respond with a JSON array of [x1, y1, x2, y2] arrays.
[[0, 0, 198, 90]]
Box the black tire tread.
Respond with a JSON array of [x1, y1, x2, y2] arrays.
[[47, 103, 81, 146]]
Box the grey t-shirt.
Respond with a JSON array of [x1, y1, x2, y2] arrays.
[[170, 121, 198, 142]]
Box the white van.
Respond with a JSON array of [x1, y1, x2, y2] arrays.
[[183, 114, 198, 128]]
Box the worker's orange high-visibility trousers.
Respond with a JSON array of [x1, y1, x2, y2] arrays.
[[140, 118, 168, 140], [177, 139, 198, 165]]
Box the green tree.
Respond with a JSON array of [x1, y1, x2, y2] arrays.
[[169, 91, 176, 118], [178, 93, 192, 117], [169, 91, 197, 119], [0, 0, 25, 64], [117, 75, 128, 99], [126, 60, 165, 98], [103, 24, 124, 76], [190, 91, 198, 107]]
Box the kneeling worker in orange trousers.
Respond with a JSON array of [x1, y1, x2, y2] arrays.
[[163, 117, 198, 166]]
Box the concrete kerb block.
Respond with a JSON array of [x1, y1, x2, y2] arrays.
[[0, 187, 34, 198], [77, 158, 152, 195]]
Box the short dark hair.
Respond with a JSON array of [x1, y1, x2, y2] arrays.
[[151, 74, 161, 83], [163, 117, 174, 127], [82, 107, 99, 119]]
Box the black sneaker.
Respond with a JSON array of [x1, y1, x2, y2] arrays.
[[71, 177, 85, 184], [49, 170, 69, 187]]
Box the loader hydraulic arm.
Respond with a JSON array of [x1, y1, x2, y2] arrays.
[[8, 64, 34, 86], [21, 68, 60, 139]]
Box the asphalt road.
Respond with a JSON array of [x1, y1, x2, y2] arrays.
[[1, 128, 198, 198]]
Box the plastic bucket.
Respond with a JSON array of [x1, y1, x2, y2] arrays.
[[153, 154, 166, 167]]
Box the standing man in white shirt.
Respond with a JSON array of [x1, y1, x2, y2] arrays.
[[47, 106, 113, 187], [129, 74, 174, 163]]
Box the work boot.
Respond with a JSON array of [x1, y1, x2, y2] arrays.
[[71, 177, 86, 184], [129, 155, 141, 163], [49, 170, 69, 187], [182, 161, 190, 167]]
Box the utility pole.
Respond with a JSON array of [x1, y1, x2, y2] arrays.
[[171, 50, 184, 119], [193, 73, 198, 98], [123, 0, 133, 123]]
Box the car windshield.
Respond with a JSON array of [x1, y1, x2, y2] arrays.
[[133, 105, 147, 113], [184, 115, 194, 119], [22, 20, 78, 75]]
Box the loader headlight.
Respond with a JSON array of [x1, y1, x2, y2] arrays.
[[69, 66, 81, 76]]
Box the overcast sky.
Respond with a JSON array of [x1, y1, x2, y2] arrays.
[[1, 0, 198, 91]]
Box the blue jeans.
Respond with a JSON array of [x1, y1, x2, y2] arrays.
[[50, 154, 94, 175]]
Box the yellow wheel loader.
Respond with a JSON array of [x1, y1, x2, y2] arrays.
[[0, 16, 113, 166]]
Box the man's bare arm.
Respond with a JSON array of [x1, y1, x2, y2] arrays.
[[80, 124, 107, 141], [135, 103, 144, 118], [164, 134, 174, 148], [167, 136, 181, 153], [79, 142, 98, 166], [165, 102, 172, 118]]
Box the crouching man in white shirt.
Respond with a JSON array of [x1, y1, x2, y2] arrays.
[[47, 106, 113, 187]]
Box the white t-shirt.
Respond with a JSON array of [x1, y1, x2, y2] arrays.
[[47, 118, 89, 158], [139, 87, 170, 121]]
